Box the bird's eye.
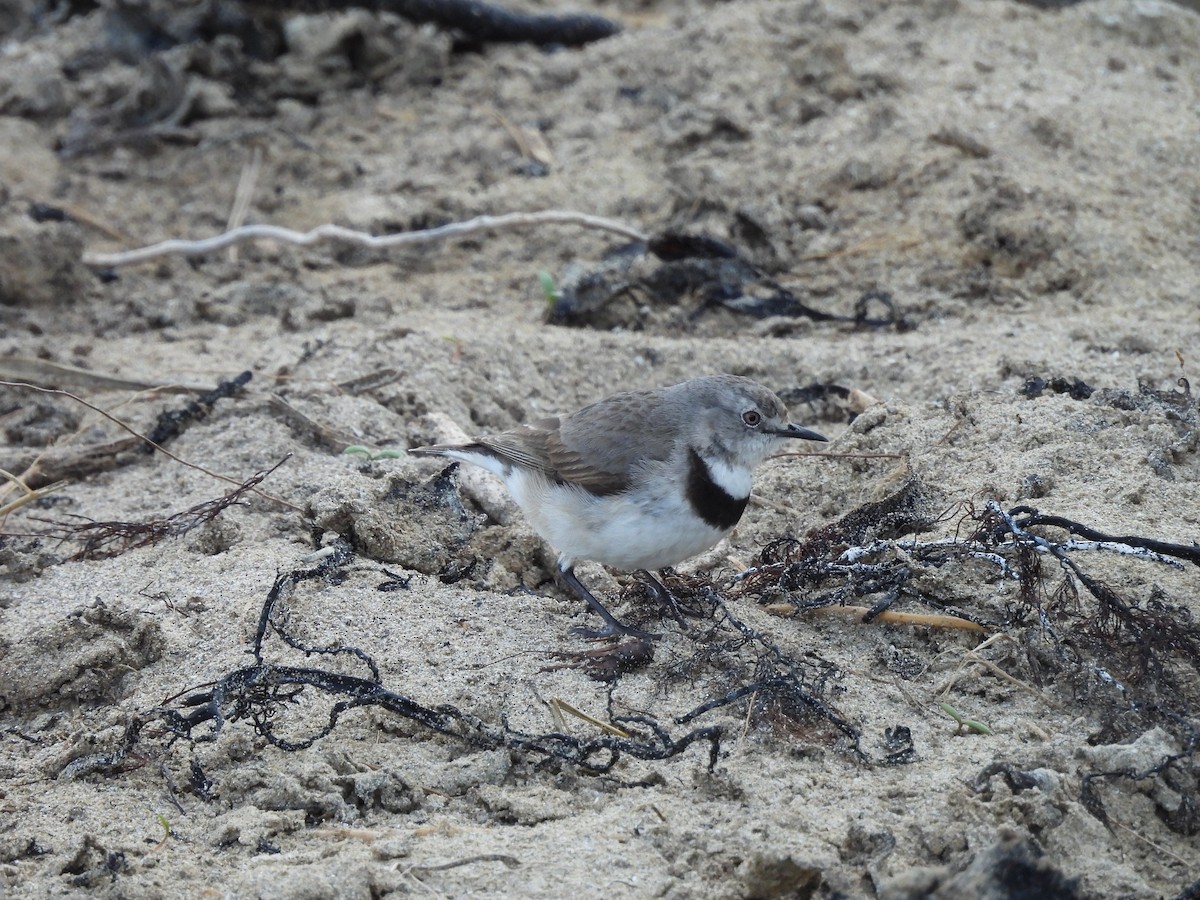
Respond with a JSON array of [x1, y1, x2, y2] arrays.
[[742, 410, 762, 427]]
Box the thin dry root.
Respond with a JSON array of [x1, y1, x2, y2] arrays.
[[766, 602, 986, 632]]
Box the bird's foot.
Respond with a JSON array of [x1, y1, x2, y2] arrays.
[[559, 565, 663, 641]]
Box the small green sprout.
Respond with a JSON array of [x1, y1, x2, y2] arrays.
[[941, 702, 993, 735], [343, 445, 404, 460], [537, 271, 560, 307], [153, 812, 171, 849]]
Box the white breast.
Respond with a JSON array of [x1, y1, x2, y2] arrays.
[[505, 466, 733, 572]]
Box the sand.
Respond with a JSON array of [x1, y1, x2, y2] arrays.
[[2, 0, 1199, 896]]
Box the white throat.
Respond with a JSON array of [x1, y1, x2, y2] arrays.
[[703, 455, 754, 499]]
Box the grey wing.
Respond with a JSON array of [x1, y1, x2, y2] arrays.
[[408, 428, 551, 473], [550, 390, 672, 494], [418, 390, 668, 497], [492, 418, 630, 495], [409, 416, 629, 494], [472, 425, 558, 472]]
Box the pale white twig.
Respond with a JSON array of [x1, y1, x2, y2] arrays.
[[82, 210, 650, 268]]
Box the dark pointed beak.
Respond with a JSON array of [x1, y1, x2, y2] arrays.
[[776, 423, 828, 442]]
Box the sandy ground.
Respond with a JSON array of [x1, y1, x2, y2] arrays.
[[2, 0, 1200, 896]]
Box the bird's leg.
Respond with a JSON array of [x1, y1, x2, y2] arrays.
[[559, 566, 662, 641], [638, 570, 688, 626]]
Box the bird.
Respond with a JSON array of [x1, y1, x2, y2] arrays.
[[407, 374, 828, 639]]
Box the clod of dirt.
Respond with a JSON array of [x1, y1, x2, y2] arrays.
[[0, 208, 89, 307], [219, 762, 359, 824], [1079, 726, 1182, 773], [547, 233, 794, 331], [1, 394, 82, 446], [0, 541, 61, 581], [737, 854, 823, 899], [209, 807, 305, 851], [185, 516, 241, 555], [307, 466, 479, 575], [337, 768, 421, 815], [280, 11, 450, 94], [195, 281, 345, 329], [957, 176, 1077, 288], [60, 834, 127, 890], [881, 829, 1082, 900], [1077, 726, 1199, 835], [463, 524, 553, 592], [0, 603, 164, 713]]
